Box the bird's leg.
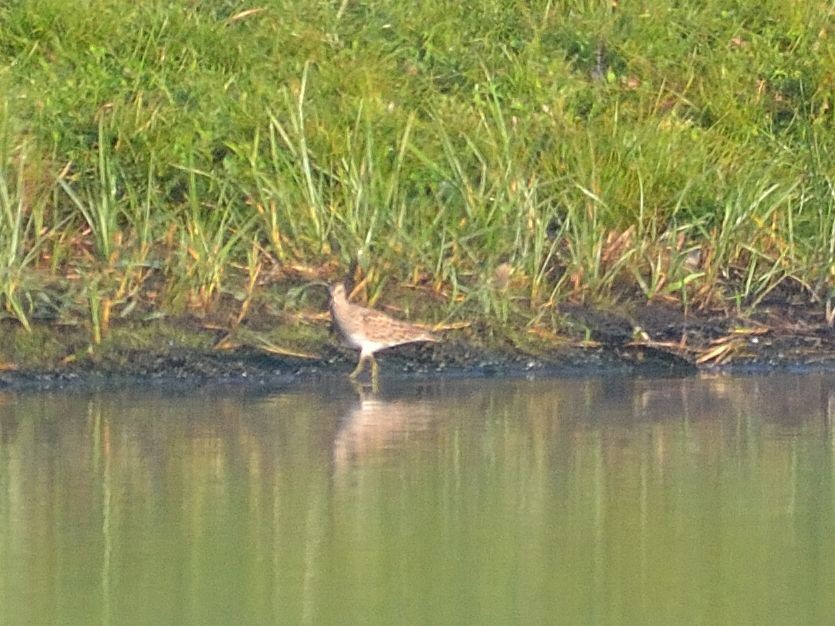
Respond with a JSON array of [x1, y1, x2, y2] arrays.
[[349, 353, 367, 379], [349, 377, 366, 394], [370, 355, 380, 387]]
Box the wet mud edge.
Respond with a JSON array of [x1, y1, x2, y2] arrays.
[[2, 301, 835, 391]]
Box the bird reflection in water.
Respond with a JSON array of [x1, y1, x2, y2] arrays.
[[332, 384, 438, 474]]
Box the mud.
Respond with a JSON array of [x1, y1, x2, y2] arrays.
[[2, 300, 834, 391]]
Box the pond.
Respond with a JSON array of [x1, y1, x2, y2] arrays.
[[2, 373, 835, 624]]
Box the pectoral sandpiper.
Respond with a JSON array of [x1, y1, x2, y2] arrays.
[[329, 283, 438, 380]]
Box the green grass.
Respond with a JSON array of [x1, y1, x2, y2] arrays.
[[0, 0, 833, 343]]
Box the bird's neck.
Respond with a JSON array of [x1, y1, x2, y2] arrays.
[[330, 292, 352, 318]]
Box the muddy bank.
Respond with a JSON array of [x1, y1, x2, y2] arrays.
[[2, 301, 835, 391]]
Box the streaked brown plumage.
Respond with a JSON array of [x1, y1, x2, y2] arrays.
[[329, 283, 437, 379]]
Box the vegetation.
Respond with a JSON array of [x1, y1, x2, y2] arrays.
[[0, 0, 833, 350]]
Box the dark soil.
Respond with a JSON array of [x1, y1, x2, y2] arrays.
[[2, 300, 834, 391]]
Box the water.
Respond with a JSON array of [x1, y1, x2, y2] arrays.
[[2, 374, 835, 625]]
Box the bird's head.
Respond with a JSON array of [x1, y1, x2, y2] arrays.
[[329, 283, 347, 301]]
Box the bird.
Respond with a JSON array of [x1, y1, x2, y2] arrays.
[[329, 283, 438, 380]]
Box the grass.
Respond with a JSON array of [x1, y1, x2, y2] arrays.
[[0, 0, 833, 347]]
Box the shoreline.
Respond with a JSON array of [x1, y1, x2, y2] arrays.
[[3, 301, 834, 391]]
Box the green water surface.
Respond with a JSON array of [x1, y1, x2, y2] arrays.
[[1, 374, 834, 625]]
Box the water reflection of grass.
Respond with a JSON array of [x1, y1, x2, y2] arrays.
[[1, 1, 833, 348]]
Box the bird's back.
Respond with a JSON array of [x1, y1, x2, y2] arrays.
[[359, 308, 437, 348], [329, 284, 436, 352]]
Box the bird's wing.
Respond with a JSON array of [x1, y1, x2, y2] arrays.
[[361, 308, 437, 343]]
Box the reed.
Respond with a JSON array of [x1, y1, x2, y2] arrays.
[[0, 0, 831, 341]]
